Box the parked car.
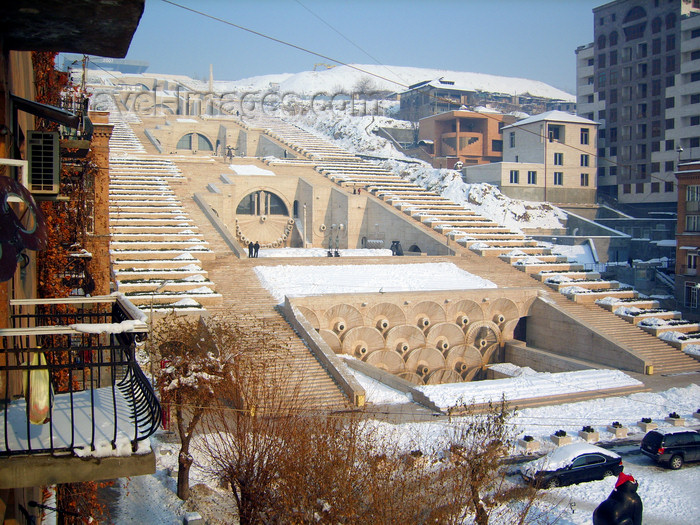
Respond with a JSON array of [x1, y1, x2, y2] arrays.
[[521, 443, 623, 488], [640, 429, 700, 469]]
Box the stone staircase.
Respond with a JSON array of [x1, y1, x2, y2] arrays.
[[244, 115, 700, 375], [109, 144, 222, 314]]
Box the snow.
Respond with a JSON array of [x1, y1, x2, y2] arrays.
[[551, 243, 596, 265], [226, 64, 575, 101], [254, 262, 496, 304], [117, 383, 700, 524], [257, 247, 392, 258], [228, 164, 275, 176], [414, 369, 643, 410], [69, 319, 144, 334]]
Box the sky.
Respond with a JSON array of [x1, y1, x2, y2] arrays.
[[121, 0, 602, 94]]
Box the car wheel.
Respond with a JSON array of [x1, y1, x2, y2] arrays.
[[545, 477, 560, 488], [603, 469, 614, 478], [669, 455, 683, 470]]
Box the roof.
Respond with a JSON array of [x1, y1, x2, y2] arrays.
[[1, 0, 144, 57], [502, 110, 598, 130]]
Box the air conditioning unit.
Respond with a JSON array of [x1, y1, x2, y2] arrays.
[[27, 130, 60, 194]]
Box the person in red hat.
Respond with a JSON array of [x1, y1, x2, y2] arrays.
[[593, 471, 643, 525]]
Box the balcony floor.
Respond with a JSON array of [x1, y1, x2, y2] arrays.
[[1, 386, 148, 456]]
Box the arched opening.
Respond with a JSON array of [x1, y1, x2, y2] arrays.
[[176, 132, 213, 152], [623, 6, 646, 23], [408, 244, 422, 253], [236, 190, 289, 216]]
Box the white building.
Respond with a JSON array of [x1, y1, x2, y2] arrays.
[[463, 110, 598, 205]]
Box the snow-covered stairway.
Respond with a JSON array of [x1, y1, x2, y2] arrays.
[[109, 154, 222, 314], [205, 259, 351, 410]]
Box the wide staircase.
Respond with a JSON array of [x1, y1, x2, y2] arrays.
[[108, 113, 222, 314], [240, 114, 700, 375]]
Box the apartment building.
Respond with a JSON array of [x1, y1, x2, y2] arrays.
[[0, 3, 161, 524], [576, 0, 700, 212], [464, 111, 599, 204]]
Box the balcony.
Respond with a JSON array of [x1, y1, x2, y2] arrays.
[[0, 294, 160, 488]]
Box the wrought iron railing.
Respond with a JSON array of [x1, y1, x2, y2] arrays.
[[0, 294, 160, 457]]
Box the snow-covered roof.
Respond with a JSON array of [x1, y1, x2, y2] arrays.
[[503, 110, 598, 129]]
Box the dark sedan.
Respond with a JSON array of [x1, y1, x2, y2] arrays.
[[521, 443, 623, 488]]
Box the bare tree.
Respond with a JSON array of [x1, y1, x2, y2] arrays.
[[153, 314, 288, 501]]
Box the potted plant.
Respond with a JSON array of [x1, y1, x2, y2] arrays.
[[606, 421, 628, 438], [551, 429, 572, 446], [665, 411, 686, 426], [637, 417, 657, 432], [578, 425, 599, 443], [518, 434, 539, 453]]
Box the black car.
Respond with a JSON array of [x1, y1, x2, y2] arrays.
[[640, 429, 700, 469], [521, 443, 623, 488]]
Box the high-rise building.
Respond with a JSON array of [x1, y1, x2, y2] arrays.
[[576, 0, 700, 213]]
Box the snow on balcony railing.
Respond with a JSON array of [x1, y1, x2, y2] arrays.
[[0, 294, 161, 457]]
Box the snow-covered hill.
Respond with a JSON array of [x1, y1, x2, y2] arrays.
[[215, 63, 575, 101]]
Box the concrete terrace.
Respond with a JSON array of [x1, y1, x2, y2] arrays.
[[112, 112, 700, 411]]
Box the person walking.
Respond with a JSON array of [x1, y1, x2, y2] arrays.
[[253, 241, 260, 258], [248, 241, 254, 258]]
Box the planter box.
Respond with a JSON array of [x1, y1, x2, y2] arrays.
[[637, 421, 658, 432], [518, 439, 540, 453], [606, 426, 628, 438], [550, 435, 572, 446], [578, 430, 600, 443], [665, 417, 685, 427], [693, 412, 700, 420]]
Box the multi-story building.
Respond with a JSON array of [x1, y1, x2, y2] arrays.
[[417, 110, 517, 169], [463, 111, 599, 204], [1, 3, 161, 523], [675, 160, 700, 318], [576, 0, 700, 212], [399, 77, 575, 122]]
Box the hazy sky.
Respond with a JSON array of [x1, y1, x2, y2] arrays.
[[120, 0, 602, 93]]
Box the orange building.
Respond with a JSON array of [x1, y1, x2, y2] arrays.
[[418, 110, 516, 169]]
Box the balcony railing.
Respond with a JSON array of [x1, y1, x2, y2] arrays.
[[0, 294, 160, 457]]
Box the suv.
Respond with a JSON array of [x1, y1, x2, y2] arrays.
[[640, 429, 700, 469]]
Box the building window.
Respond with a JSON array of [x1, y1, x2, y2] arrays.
[[580, 128, 589, 145], [666, 75, 676, 87], [581, 173, 589, 186], [665, 181, 674, 192], [691, 137, 700, 148], [665, 161, 675, 171], [637, 83, 647, 98], [688, 254, 698, 271], [554, 152, 563, 165], [686, 215, 700, 232], [691, 94, 700, 104], [687, 185, 700, 202], [509, 170, 519, 184], [623, 184, 631, 194], [637, 42, 647, 58], [665, 97, 675, 109], [554, 172, 563, 186], [651, 182, 660, 193], [652, 79, 661, 96], [685, 282, 698, 309], [527, 170, 537, 184], [666, 34, 676, 51], [609, 127, 618, 142], [610, 30, 618, 46], [581, 154, 590, 167], [610, 50, 618, 65], [652, 140, 660, 151], [635, 183, 644, 194], [665, 139, 675, 151], [651, 162, 660, 172], [652, 59, 661, 76], [690, 72, 700, 82]]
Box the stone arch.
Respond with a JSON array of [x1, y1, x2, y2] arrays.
[[176, 132, 213, 151], [623, 6, 646, 24], [408, 244, 421, 253], [236, 189, 290, 216]]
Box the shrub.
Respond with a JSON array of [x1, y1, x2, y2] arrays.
[[582, 425, 595, 433], [611, 421, 622, 428], [669, 412, 680, 419], [554, 429, 567, 437], [522, 435, 534, 442], [641, 417, 652, 423]]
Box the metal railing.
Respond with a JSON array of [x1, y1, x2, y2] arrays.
[[0, 295, 160, 457]]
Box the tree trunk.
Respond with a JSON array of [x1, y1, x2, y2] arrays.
[[177, 450, 193, 500]]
